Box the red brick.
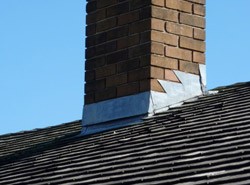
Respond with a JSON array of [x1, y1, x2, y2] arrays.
[[166, 22, 193, 37], [85, 79, 105, 93], [107, 26, 129, 41], [165, 45, 192, 61], [152, 6, 178, 22], [193, 4, 205, 16], [151, 55, 178, 69], [107, 2, 129, 17], [193, 51, 205, 64], [151, 79, 165, 92], [152, 0, 164, 7], [193, 28, 205, 40], [106, 73, 127, 87], [128, 67, 150, 82], [85, 70, 95, 82], [86, 9, 106, 25], [84, 93, 95, 104], [95, 64, 116, 79], [129, 19, 151, 34], [180, 13, 205, 28], [118, 10, 140, 25], [151, 18, 165, 32], [165, 0, 192, 13], [117, 58, 140, 73], [96, 17, 117, 32], [139, 79, 165, 92], [130, 0, 151, 10], [179, 60, 199, 74], [97, 0, 116, 8], [187, 0, 206, 5], [164, 69, 179, 82], [107, 50, 128, 64], [95, 87, 117, 102], [151, 66, 164, 79], [151, 30, 178, 46], [117, 82, 140, 97], [86, 1, 97, 13], [86, 24, 96, 36], [129, 43, 150, 58], [180, 36, 205, 52], [117, 34, 140, 50], [85, 56, 106, 70], [151, 42, 165, 55]]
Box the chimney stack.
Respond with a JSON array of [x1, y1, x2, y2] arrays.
[[83, 0, 206, 134]]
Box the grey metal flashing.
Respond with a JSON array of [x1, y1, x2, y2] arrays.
[[82, 70, 206, 135], [81, 115, 145, 135]]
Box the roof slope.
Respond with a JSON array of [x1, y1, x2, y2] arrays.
[[0, 120, 81, 158], [0, 82, 250, 185]]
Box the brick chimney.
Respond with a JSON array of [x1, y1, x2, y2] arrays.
[[83, 0, 206, 134]]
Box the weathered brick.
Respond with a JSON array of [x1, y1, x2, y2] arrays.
[[193, 4, 205, 16], [85, 79, 105, 93], [151, 30, 178, 46], [193, 51, 205, 64], [129, 43, 150, 58], [165, 0, 192, 13], [151, 55, 178, 69], [180, 13, 205, 28], [95, 64, 116, 79], [118, 11, 140, 25], [180, 36, 205, 52], [117, 58, 140, 73], [97, 0, 116, 8], [106, 73, 127, 87], [117, 34, 140, 50], [151, 18, 165, 32], [107, 2, 129, 17], [179, 60, 199, 74], [193, 28, 205, 40], [151, 66, 164, 79], [152, 6, 178, 22], [117, 82, 140, 97], [96, 17, 117, 32], [128, 67, 150, 82], [129, 19, 151, 34], [107, 50, 128, 64], [95, 87, 117, 102], [165, 45, 192, 61], [166, 22, 193, 37], [164, 69, 179, 82], [107, 26, 128, 41]]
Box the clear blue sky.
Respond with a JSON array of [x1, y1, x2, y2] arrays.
[[0, 0, 249, 135]]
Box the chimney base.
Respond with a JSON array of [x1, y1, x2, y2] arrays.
[[82, 66, 206, 135]]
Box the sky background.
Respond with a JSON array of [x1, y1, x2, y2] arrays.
[[0, 0, 249, 135]]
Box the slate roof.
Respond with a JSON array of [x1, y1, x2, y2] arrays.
[[0, 82, 250, 185]]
